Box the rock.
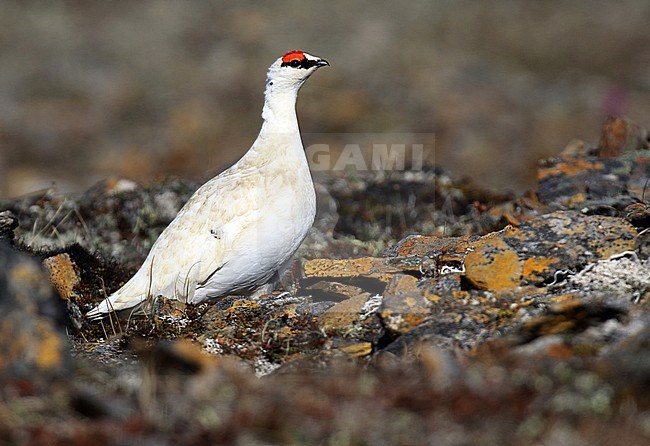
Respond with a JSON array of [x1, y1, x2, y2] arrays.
[[388, 211, 637, 291], [537, 156, 629, 209], [39, 243, 130, 314], [0, 240, 70, 380], [0, 178, 198, 270], [304, 257, 404, 282], [628, 154, 650, 199], [43, 252, 87, 330], [0, 210, 18, 242], [324, 167, 512, 245], [624, 202, 650, 229], [560, 138, 598, 156], [464, 233, 521, 290], [379, 315, 485, 354], [43, 253, 81, 301], [379, 274, 433, 335], [536, 146, 650, 213], [516, 298, 627, 344], [418, 273, 462, 299], [636, 227, 650, 260], [598, 116, 649, 158], [131, 338, 220, 375], [385, 234, 474, 258], [385, 235, 475, 278], [198, 295, 326, 364], [567, 254, 649, 304], [306, 281, 368, 303], [310, 282, 384, 345], [336, 342, 373, 357], [316, 284, 371, 331], [302, 257, 423, 299], [504, 211, 637, 285]]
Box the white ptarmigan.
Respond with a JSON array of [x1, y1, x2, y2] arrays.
[[86, 50, 329, 319]]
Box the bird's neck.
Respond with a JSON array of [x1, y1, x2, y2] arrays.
[[260, 81, 301, 135]]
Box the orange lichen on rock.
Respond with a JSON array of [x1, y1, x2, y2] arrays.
[[537, 158, 604, 181], [304, 257, 402, 283], [0, 317, 65, 373], [385, 273, 418, 294], [596, 226, 637, 257], [319, 292, 371, 331], [43, 253, 80, 301], [390, 235, 470, 257], [34, 320, 64, 370], [598, 116, 649, 158], [229, 299, 261, 313], [380, 274, 432, 334], [522, 257, 559, 282], [464, 237, 521, 290], [337, 342, 373, 357]]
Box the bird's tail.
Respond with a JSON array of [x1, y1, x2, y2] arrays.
[[84, 287, 148, 321]]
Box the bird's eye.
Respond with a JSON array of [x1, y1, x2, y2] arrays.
[[290, 59, 301, 68]]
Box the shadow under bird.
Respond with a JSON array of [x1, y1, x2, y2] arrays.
[[86, 50, 329, 320]]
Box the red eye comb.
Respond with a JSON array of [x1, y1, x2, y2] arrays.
[[282, 50, 305, 63]]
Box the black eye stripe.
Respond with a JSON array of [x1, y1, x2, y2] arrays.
[[280, 58, 319, 69]]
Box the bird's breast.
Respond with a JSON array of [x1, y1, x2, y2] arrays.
[[215, 156, 316, 283]]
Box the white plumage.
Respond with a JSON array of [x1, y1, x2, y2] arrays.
[[86, 50, 329, 319]]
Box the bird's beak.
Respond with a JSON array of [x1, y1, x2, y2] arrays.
[[316, 59, 330, 67]]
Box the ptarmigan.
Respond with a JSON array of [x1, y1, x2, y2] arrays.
[[86, 50, 329, 319]]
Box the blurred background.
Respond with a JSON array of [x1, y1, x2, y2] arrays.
[[1, 0, 649, 198]]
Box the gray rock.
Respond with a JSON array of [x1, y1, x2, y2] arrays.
[[0, 240, 70, 380]]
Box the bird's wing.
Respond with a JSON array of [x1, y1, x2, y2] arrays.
[[145, 164, 267, 297], [86, 163, 267, 317]]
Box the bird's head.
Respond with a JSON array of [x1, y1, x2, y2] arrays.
[[266, 50, 329, 89]]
